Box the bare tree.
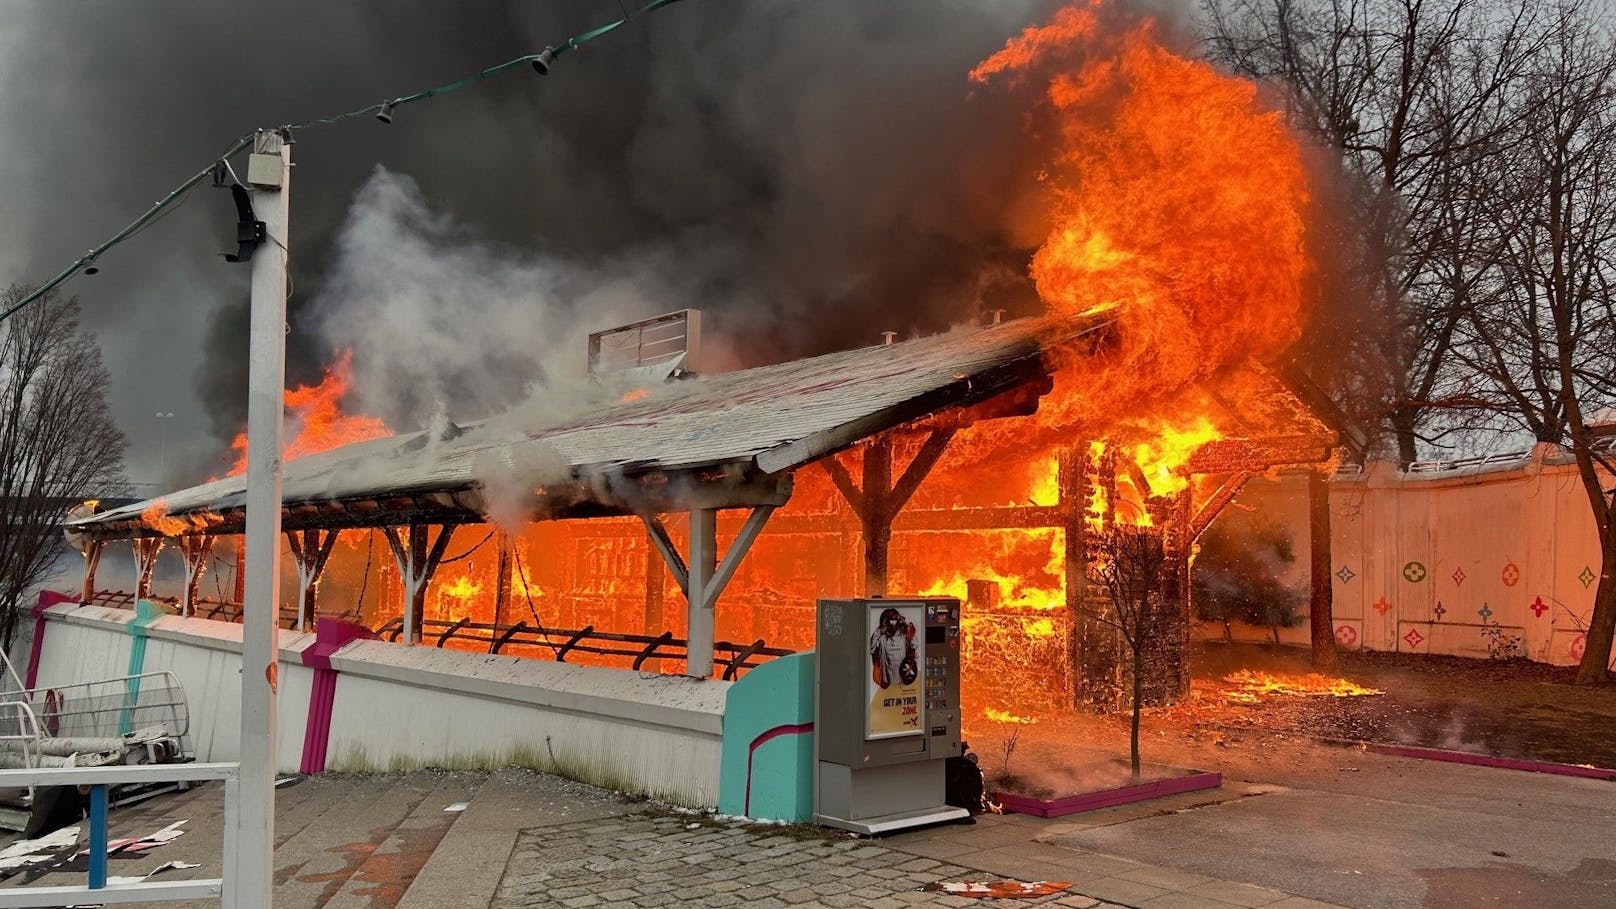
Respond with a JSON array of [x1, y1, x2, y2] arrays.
[[1457, 0, 1616, 682], [1203, 0, 1544, 464], [1087, 527, 1170, 782], [0, 285, 125, 647]]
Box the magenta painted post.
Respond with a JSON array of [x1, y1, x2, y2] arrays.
[[25, 591, 76, 689], [297, 618, 374, 774]]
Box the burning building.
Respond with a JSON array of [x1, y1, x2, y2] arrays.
[[62, 0, 1358, 729], [66, 306, 1346, 723]]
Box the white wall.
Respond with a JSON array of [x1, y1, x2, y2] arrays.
[[31, 605, 729, 804], [1220, 449, 1611, 668]]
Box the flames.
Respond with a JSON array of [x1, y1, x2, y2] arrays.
[[140, 500, 221, 536], [985, 707, 1039, 725], [227, 350, 390, 476], [1221, 670, 1382, 705], [970, 0, 1308, 487]]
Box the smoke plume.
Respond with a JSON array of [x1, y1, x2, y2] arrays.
[[0, 1, 1057, 485]]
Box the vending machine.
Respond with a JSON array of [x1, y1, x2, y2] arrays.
[[813, 597, 970, 834]]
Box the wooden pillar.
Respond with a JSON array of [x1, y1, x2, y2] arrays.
[[861, 437, 893, 596], [286, 529, 339, 631], [383, 524, 457, 644], [491, 530, 513, 653], [1058, 445, 1087, 708], [233, 538, 246, 605], [821, 430, 956, 600], [82, 541, 104, 605], [687, 509, 718, 678], [179, 535, 216, 617], [132, 538, 163, 602]]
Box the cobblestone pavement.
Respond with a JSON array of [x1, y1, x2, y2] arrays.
[[492, 813, 1114, 909]]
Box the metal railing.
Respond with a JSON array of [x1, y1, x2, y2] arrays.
[[70, 594, 797, 679], [4, 672, 189, 746], [0, 762, 238, 907], [0, 702, 42, 772], [373, 617, 795, 680]]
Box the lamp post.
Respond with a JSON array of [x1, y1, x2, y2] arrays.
[[235, 128, 288, 907], [155, 412, 175, 475]]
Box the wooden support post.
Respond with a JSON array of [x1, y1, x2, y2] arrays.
[[233, 538, 246, 606], [383, 524, 458, 644], [492, 530, 513, 653], [179, 535, 216, 617], [286, 529, 340, 631], [822, 430, 955, 598], [1058, 445, 1088, 708], [674, 505, 777, 679], [687, 509, 717, 678], [132, 538, 163, 602], [861, 437, 892, 596], [82, 541, 104, 605]]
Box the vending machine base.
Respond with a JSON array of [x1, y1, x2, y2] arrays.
[[815, 804, 969, 836], [813, 760, 969, 835]]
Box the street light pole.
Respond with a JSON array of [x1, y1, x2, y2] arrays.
[[234, 128, 288, 907], [155, 412, 174, 476]]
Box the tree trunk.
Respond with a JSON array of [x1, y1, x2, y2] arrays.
[[1576, 541, 1615, 684], [1130, 636, 1142, 783], [1391, 408, 1418, 469], [1309, 470, 1338, 671]]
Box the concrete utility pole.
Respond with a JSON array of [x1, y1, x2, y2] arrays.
[[235, 128, 289, 906]]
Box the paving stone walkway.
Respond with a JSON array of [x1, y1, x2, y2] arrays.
[[0, 769, 1346, 907], [492, 813, 1111, 908]]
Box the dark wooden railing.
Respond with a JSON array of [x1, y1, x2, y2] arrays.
[[85, 592, 794, 680]]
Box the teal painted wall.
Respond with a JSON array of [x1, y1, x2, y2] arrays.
[[718, 652, 814, 821]]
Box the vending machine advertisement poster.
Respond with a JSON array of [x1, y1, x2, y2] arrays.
[[866, 603, 924, 739]]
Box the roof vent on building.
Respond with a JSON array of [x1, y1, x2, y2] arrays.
[[587, 309, 703, 383]]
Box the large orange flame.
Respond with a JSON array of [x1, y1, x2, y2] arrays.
[[227, 350, 391, 476], [974, 0, 1309, 442]]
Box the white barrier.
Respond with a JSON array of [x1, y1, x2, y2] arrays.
[[30, 605, 727, 804]]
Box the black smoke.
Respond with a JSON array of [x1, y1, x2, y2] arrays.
[[0, 1, 1057, 485]]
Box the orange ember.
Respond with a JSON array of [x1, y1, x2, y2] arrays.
[[228, 350, 390, 475]]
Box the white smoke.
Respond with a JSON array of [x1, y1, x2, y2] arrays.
[[306, 167, 683, 426]]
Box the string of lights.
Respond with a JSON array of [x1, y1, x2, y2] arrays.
[[0, 0, 691, 324]]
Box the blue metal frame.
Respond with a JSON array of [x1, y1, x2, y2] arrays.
[[88, 784, 108, 889]]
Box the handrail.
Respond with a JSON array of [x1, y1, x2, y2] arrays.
[[50, 596, 795, 675], [490, 621, 531, 655], [632, 631, 675, 670], [435, 617, 470, 648], [722, 639, 768, 681], [556, 626, 595, 662], [0, 762, 239, 907]]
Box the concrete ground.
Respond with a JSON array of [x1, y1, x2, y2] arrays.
[[0, 740, 1609, 907]]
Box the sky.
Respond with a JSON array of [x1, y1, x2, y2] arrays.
[[0, 1, 1058, 490]]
